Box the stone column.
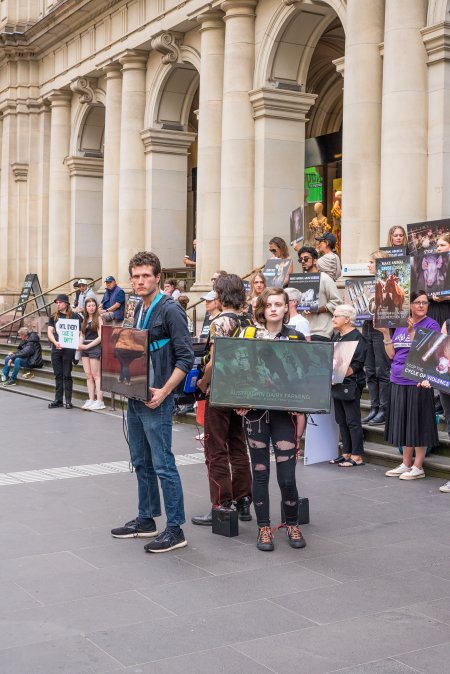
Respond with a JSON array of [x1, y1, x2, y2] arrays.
[[194, 10, 225, 289], [36, 102, 51, 287], [0, 102, 17, 290], [141, 128, 196, 268], [341, 0, 385, 263], [117, 50, 147, 286], [219, 0, 257, 273], [250, 88, 316, 266], [422, 23, 450, 220], [102, 64, 122, 280], [379, 0, 428, 237], [47, 90, 72, 288]]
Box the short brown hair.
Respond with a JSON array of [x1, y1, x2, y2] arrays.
[[254, 287, 289, 326], [215, 274, 246, 310], [128, 251, 161, 278]]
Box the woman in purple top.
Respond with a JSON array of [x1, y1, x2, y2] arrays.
[[376, 290, 439, 480]]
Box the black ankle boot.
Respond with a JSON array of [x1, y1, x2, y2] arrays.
[[236, 497, 252, 521], [362, 408, 378, 423]]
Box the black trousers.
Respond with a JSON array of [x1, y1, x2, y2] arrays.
[[333, 385, 364, 456], [363, 322, 390, 412], [51, 349, 74, 403], [243, 410, 299, 527]]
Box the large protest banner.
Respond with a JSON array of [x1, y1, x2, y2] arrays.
[[403, 327, 450, 393], [374, 256, 410, 328], [210, 337, 333, 413], [101, 326, 149, 401], [344, 277, 374, 322]]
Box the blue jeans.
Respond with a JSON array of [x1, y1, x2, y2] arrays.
[[127, 396, 185, 527], [2, 356, 30, 381]]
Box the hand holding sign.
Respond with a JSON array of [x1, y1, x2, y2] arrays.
[[56, 319, 79, 349]]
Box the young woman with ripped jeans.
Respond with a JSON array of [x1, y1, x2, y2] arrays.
[[236, 287, 307, 552]]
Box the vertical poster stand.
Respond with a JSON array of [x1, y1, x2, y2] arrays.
[[7, 274, 49, 343]]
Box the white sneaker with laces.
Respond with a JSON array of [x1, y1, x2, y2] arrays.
[[90, 400, 106, 410], [82, 400, 95, 410], [385, 462, 411, 477], [399, 465, 425, 480], [439, 481, 450, 493]]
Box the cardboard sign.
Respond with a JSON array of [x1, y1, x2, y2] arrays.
[[380, 246, 407, 258], [332, 341, 358, 384], [411, 252, 450, 299], [56, 319, 80, 349], [344, 277, 375, 321], [403, 327, 450, 393], [289, 273, 320, 312], [263, 258, 292, 287], [290, 205, 304, 244], [407, 218, 450, 255], [101, 325, 149, 401], [304, 403, 340, 465], [374, 256, 411, 328]]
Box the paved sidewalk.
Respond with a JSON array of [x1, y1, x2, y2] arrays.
[[1, 390, 450, 673]]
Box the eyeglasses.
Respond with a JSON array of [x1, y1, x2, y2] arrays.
[[269, 248, 278, 254], [333, 314, 346, 319], [300, 256, 312, 262], [411, 301, 428, 306]]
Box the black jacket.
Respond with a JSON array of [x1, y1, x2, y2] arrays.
[[11, 332, 43, 369], [133, 294, 194, 388], [332, 328, 367, 388]]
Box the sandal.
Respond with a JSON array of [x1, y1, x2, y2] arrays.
[[338, 459, 365, 467], [329, 456, 347, 464]]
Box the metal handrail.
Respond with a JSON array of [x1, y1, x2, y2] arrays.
[[0, 276, 102, 333], [0, 276, 97, 319]]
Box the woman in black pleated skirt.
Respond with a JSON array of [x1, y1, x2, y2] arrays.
[[376, 291, 440, 480]]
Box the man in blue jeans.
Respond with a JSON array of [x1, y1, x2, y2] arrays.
[[2, 327, 43, 385], [111, 251, 194, 553]]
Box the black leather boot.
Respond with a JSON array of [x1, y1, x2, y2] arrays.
[[191, 511, 213, 526], [236, 497, 252, 521], [48, 400, 63, 409], [362, 408, 378, 423], [368, 410, 386, 425]]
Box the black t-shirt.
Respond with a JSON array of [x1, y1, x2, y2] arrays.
[[48, 312, 80, 350]]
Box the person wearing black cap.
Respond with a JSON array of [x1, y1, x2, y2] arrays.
[[99, 276, 125, 322], [47, 295, 80, 409], [315, 232, 342, 282]]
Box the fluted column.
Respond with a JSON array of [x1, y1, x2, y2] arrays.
[[102, 64, 122, 280], [194, 10, 225, 289], [219, 0, 257, 273], [379, 0, 428, 236], [117, 50, 147, 286], [47, 90, 72, 288], [341, 0, 384, 263], [250, 88, 316, 266], [141, 128, 196, 267], [0, 102, 17, 290], [422, 23, 450, 220]]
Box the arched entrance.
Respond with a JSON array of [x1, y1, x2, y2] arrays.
[[66, 102, 105, 279]]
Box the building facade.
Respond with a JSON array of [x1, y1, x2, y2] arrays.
[[0, 0, 449, 293]]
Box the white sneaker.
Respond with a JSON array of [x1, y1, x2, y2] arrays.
[[399, 465, 425, 480], [90, 400, 106, 410], [385, 463, 411, 477], [195, 432, 204, 441], [82, 400, 95, 410], [439, 481, 450, 493]]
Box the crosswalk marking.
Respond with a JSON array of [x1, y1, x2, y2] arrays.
[[0, 453, 206, 487]]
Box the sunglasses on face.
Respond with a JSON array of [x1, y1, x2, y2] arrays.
[[269, 248, 278, 254], [300, 256, 311, 262]]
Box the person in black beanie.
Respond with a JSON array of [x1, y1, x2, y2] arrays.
[[47, 294, 80, 409]]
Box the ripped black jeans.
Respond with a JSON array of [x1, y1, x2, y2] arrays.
[[243, 410, 303, 527]]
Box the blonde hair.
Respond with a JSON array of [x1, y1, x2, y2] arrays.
[[370, 250, 389, 261], [386, 226, 407, 246]]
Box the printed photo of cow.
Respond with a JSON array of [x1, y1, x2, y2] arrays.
[[374, 257, 410, 328]]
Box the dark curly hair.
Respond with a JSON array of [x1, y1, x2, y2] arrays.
[[254, 287, 289, 326], [128, 251, 161, 278], [215, 274, 246, 310], [297, 246, 318, 260]]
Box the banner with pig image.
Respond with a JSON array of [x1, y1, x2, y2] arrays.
[[411, 252, 450, 299], [403, 327, 450, 393]]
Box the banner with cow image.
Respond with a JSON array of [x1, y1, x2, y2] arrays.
[[403, 327, 450, 393], [411, 252, 450, 299], [289, 273, 320, 312], [407, 218, 450, 255], [374, 256, 411, 328]]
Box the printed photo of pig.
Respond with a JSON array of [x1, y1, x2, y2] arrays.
[[411, 252, 450, 298]]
